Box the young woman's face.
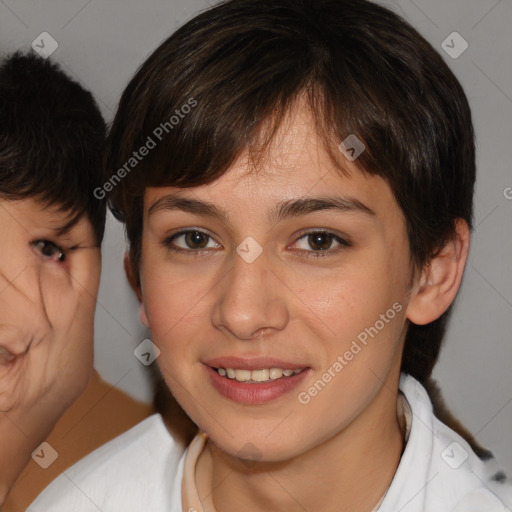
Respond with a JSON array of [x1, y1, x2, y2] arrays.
[[139, 102, 416, 461]]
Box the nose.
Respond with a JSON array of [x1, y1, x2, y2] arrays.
[[212, 248, 289, 341], [0, 264, 50, 353]]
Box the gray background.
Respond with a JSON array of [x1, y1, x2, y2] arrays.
[[1, 0, 511, 471]]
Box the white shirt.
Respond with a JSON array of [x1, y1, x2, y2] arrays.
[[28, 374, 512, 512]]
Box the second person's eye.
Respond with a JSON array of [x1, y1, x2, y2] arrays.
[[31, 240, 66, 262]]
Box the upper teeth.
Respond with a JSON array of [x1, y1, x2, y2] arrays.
[[217, 367, 303, 382]]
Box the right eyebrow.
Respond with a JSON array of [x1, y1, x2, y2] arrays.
[[147, 194, 376, 224], [148, 196, 229, 222]]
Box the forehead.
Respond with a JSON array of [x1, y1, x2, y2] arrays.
[[0, 197, 92, 237], [144, 100, 402, 225]]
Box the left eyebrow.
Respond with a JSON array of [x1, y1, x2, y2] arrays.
[[51, 217, 80, 237], [268, 196, 375, 224], [147, 195, 376, 224]]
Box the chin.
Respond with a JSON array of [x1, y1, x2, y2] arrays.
[[204, 423, 311, 465]]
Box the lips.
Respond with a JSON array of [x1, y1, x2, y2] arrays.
[[204, 356, 310, 405], [205, 356, 307, 372], [217, 367, 303, 382]]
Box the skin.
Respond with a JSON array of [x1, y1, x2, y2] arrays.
[[0, 198, 100, 503], [132, 100, 469, 512]]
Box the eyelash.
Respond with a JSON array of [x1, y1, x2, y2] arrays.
[[161, 229, 351, 259], [31, 240, 67, 263]]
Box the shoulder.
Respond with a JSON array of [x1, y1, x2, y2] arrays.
[[399, 374, 512, 512], [27, 414, 187, 512], [429, 414, 512, 511]]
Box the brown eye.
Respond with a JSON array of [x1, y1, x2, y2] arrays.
[[162, 229, 220, 253], [32, 240, 66, 262], [183, 231, 210, 249], [307, 232, 336, 251], [292, 230, 351, 259]]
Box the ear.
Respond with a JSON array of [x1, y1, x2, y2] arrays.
[[123, 252, 149, 328], [406, 218, 470, 325]]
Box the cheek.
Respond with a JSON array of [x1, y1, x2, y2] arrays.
[[294, 260, 400, 334], [40, 272, 79, 332], [141, 268, 206, 345], [288, 256, 409, 384], [40, 251, 101, 334], [73, 253, 102, 314], [82, 252, 102, 297], [0, 289, 50, 347]]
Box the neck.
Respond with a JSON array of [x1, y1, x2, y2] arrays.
[[196, 379, 405, 512]]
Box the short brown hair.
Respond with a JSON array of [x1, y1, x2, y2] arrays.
[[105, 0, 475, 384], [0, 52, 106, 245]]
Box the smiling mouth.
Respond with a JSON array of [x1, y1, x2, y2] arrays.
[[215, 367, 305, 383]]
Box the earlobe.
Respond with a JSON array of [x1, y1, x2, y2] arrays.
[[123, 251, 142, 302], [406, 218, 470, 325], [124, 251, 149, 327], [138, 301, 150, 328]]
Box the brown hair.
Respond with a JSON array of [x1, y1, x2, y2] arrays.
[[0, 52, 106, 244], [106, 0, 475, 385]]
